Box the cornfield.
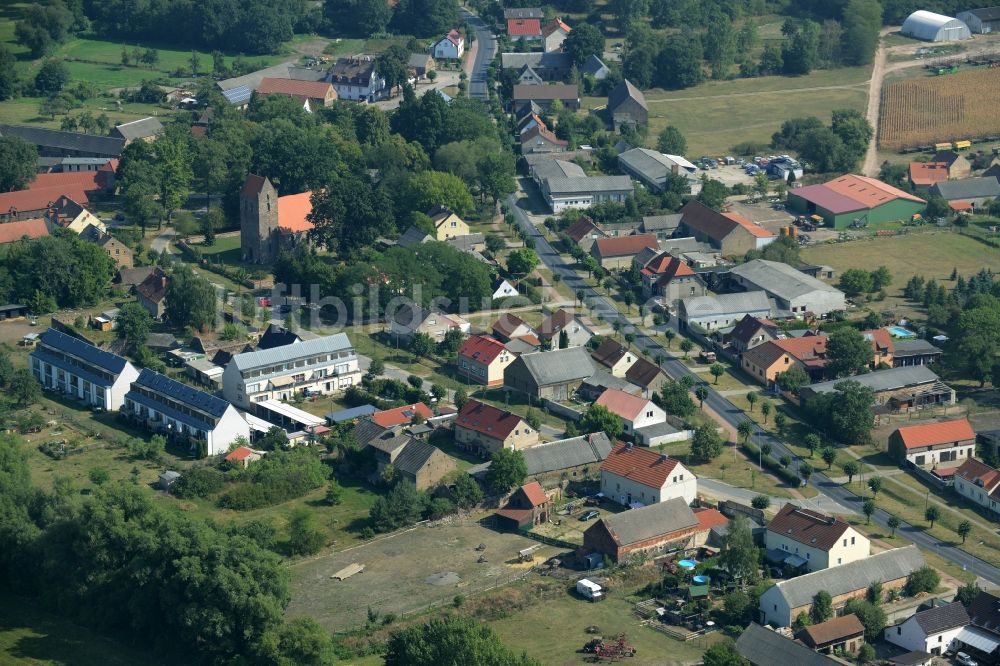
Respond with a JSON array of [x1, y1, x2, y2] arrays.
[[879, 68, 1000, 150]]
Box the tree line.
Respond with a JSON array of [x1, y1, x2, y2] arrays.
[[324, 0, 459, 38]]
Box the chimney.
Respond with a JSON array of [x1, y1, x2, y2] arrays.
[[671, 164, 679, 175], [161, 276, 167, 289]]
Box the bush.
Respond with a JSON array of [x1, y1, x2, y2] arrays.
[[218, 449, 329, 510], [905, 566, 940, 596], [172, 466, 225, 498]]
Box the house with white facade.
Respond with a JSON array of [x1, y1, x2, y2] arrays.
[[222, 333, 361, 409], [491, 278, 519, 300], [679, 291, 773, 332], [541, 175, 634, 213], [888, 418, 977, 468], [594, 388, 666, 436], [590, 338, 637, 378], [884, 602, 970, 657], [600, 442, 696, 506], [329, 56, 386, 102], [30, 328, 139, 411], [433, 30, 464, 59], [730, 259, 846, 318], [765, 504, 870, 572], [124, 369, 250, 456], [954, 457, 1000, 516]]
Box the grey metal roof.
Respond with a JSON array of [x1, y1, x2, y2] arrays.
[[132, 368, 230, 419], [618, 148, 695, 183], [500, 52, 572, 71], [731, 260, 844, 301], [681, 291, 772, 319], [222, 86, 252, 105], [112, 117, 164, 141], [766, 545, 924, 609], [532, 158, 586, 181], [599, 497, 698, 546], [231, 333, 354, 372], [736, 623, 838, 666], [520, 432, 613, 475], [893, 339, 942, 356], [912, 602, 970, 635], [641, 214, 683, 232], [580, 55, 609, 77], [517, 347, 594, 386], [803, 365, 941, 395], [393, 439, 441, 476], [544, 175, 633, 195], [0, 124, 125, 157], [38, 328, 129, 375], [60, 157, 112, 166], [217, 62, 324, 92], [326, 404, 377, 423], [634, 421, 679, 438], [931, 176, 1000, 200]]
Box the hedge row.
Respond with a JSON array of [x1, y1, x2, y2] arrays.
[[741, 441, 802, 488]]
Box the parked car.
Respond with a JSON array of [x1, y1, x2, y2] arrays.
[[956, 653, 978, 666], [579, 510, 600, 522]]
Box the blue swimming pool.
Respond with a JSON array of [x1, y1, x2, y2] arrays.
[[887, 326, 916, 338]]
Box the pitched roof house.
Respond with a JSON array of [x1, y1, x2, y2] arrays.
[[954, 457, 1000, 516], [590, 233, 659, 269], [504, 347, 595, 400], [136, 267, 168, 320], [495, 481, 550, 530], [741, 335, 829, 387], [635, 250, 706, 302], [505, 7, 544, 39], [389, 304, 470, 341], [963, 589, 1000, 661], [491, 313, 537, 343], [727, 314, 779, 355], [542, 17, 571, 52], [595, 388, 666, 435], [110, 117, 164, 143], [730, 259, 847, 317], [390, 439, 456, 490], [796, 614, 866, 656], [600, 442, 696, 506], [765, 503, 870, 572], [256, 78, 337, 110], [454, 399, 539, 457], [537, 308, 593, 348], [371, 402, 434, 428], [908, 161, 950, 188], [433, 29, 465, 59], [457, 335, 515, 386], [607, 79, 647, 130], [679, 290, 774, 332], [624, 357, 667, 397], [679, 200, 776, 257], [889, 418, 976, 467], [0, 218, 49, 244], [591, 338, 638, 378], [738, 623, 841, 666], [565, 216, 606, 250], [884, 602, 970, 656]]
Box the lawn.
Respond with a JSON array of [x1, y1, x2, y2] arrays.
[[581, 66, 873, 156], [186, 234, 243, 265], [0, 594, 161, 666], [490, 592, 725, 666]]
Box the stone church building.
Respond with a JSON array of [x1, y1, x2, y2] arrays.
[[239, 174, 315, 264]]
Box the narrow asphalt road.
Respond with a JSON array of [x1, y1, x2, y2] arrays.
[[505, 191, 1000, 585], [461, 9, 496, 100]]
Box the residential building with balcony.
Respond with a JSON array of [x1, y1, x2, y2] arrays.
[[124, 369, 250, 456], [30, 328, 139, 411], [222, 333, 361, 409]]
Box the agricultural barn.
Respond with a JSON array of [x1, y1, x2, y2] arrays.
[[786, 174, 926, 229], [901, 10, 971, 41], [958, 7, 1000, 33]]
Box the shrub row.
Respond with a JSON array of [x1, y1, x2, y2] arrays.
[[741, 441, 801, 488]]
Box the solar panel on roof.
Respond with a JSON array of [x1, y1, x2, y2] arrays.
[[223, 86, 252, 105]]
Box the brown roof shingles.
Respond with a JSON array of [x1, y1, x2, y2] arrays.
[[600, 442, 680, 489], [766, 504, 851, 552]]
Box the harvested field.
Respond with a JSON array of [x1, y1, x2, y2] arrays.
[[879, 68, 1000, 150]]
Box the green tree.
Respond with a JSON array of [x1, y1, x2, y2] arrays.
[[843, 598, 887, 640], [811, 590, 833, 623], [256, 617, 335, 666], [887, 515, 900, 537], [840, 0, 882, 66], [924, 505, 940, 528], [34, 58, 70, 94], [563, 23, 604, 64], [737, 419, 753, 445], [839, 268, 875, 296], [805, 380, 876, 445], [871, 266, 892, 292], [679, 338, 693, 359], [0, 135, 39, 192], [906, 565, 940, 596], [719, 514, 760, 588], [782, 19, 821, 75], [325, 480, 343, 506], [703, 640, 750, 666], [841, 460, 859, 484], [751, 494, 770, 510], [696, 177, 729, 209], [862, 498, 875, 524], [115, 302, 152, 350], [694, 385, 708, 408], [452, 473, 484, 509], [477, 152, 516, 206], [868, 476, 882, 498], [287, 507, 325, 555], [369, 481, 427, 532], [325, 0, 391, 36], [384, 614, 540, 666], [777, 365, 810, 394], [660, 380, 696, 417], [657, 126, 687, 155], [165, 265, 216, 331], [485, 449, 527, 495], [690, 422, 724, 463], [760, 401, 771, 424], [524, 408, 541, 431], [774, 412, 787, 432], [827, 328, 875, 378], [8, 368, 40, 406], [799, 462, 814, 484], [957, 519, 972, 544], [867, 580, 884, 605], [956, 581, 982, 606], [924, 194, 951, 221], [656, 33, 704, 89], [709, 363, 725, 385], [580, 404, 623, 440], [955, 304, 1000, 386], [507, 248, 539, 276], [746, 391, 757, 412], [88, 467, 110, 486]]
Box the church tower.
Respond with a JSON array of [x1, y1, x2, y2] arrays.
[[239, 174, 278, 263]]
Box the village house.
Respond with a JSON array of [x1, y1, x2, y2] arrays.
[[256, 78, 337, 110], [624, 357, 668, 398], [110, 117, 164, 144], [454, 399, 539, 457], [495, 481, 550, 531], [408, 53, 435, 79], [222, 333, 361, 409], [892, 339, 943, 367], [960, 590, 1000, 663], [640, 213, 683, 239], [0, 219, 49, 245], [796, 615, 867, 657], [433, 29, 464, 59], [580, 54, 611, 80], [888, 418, 976, 467], [757, 545, 926, 627], [607, 79, 648, 130], [884, 602, 970, 657], [908, 161, 950, 189], [741, 335, 829, 387], [591, 338, 637, 377], [954, 457, 1000, 516], [738, 623, 842, 666], [618, 148, 700, 194], [79, 225, 133, 268], [595, 388, 666, 436], [930, 149, 973, 178], [541, 17, 571, 52], [931, 176, 1000, 207], [239, 174, 314, 264], [504, 8, 544, 40], [636, 250, 706, 302], [30, 327, 140, 411], [679, 291, 773, 332], [372, 403, 434, 429], [680, 200, 777, 257], [500, 52, 573, 80], [389, 303, 470, 342], [727, 315, 780, 356], [0, 123, 125, 158], [564, 216, 606, 251], [520, 123, 569, 154], [591, 234, 659, 270], [512, 84, 580, 114], [541, 174, 633, 213], [798, 366, 956, 413], [765, 503, 870, 572], [491, 313, 538, 343], [329, 56, 386, 102], [478, 432, 613, 486], [600, 442, 696, 506], [371, 435, 455, 491], [136, 267, 168, 320], [730, 259, 846, 318], [124, 369, 251, 456], [504, 347, 595, 401], [426, 204, 470, 240], [456, 335, 515, 386], [225, 446, 263, 469], [537, 308, 594, 348], [582, 497, 726, 563]]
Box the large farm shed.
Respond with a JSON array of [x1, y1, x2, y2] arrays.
[[957, 7, 1000, 33], [901, 10, 971, 41], [787, 174, 926, 229]]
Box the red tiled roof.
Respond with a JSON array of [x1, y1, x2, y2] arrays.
[[443, 29, 463, 46], [680, 200, 775, 242], [225, 446, 257, 462], [955, 457, 1000, 492], [593, 234, 658, 258], [766, 503, 851, 552], [595, 388, 651, 421], [0, 218, 49, 244], [455, 399, 527, 440], [277, 191, 314, 233], [520, 124, 567, 147], [949, 200, 973, 212], [722, 212, 774, 239], [0, 185, 89, 214], [909, 162, 949, 187], [863, 328, 895, 355], [542, 17, 571, 37], [492, 313, 532, 339], [600, 442, 680, 489], [31, 170, 104, 192], [458, 334, 507, 365], [507, 18, 542, 36], [520, 481, 548, 506], [742, 335, 829, 371], [257, 77, 335, 101], [895, 418, 976, 450], [371, 403, 433, 428], [693, 507, 728, 531]]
